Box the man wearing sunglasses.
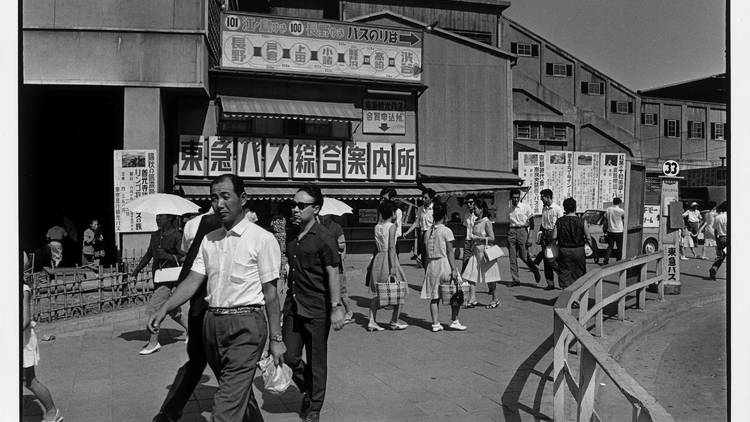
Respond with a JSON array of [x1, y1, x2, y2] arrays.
[[284, 183, 344, 422], [462, 194, 479, 306]]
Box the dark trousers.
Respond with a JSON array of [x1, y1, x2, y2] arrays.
[[417, 228, 426, 266], [604, 232, 624, 261], [283, 310, 331, 414], [203, 311, 267, 422], [157, 312, 207, 419], [712, 235, 727, 271], [558, 246, 586, 288], [533, 232, 558, 287], [507, 227, 540, 282], [461, 238, 473, 272]]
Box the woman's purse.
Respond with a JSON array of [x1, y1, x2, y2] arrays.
[[154, 255, 182, 284], [376, 275, 407, 307], [483, 235, 504, 262], [440, 274, 469, 305]]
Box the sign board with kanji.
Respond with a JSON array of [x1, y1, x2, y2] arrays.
[[292, 139, 317, 179], [236, 137, 263, 177], [265, 139, 290, 178], [221, 13, 422, 82], [358, 209, 378, 224], [319, 140, 343, 179], [345, 142, 369, 180], [545, 151, 574, 209], [663, 244, 680, 287], [573, 152, 600, 213], [113, 149, 158, 233], [643, 204, 660, 228], [363, 99, 406, 134], [599, 153, 626, 208], [518, 152, 546, 214], [369, 142, 393, 180], [208, 136, 235, 176], [394, 143, 416, 180], [178, 136, 206, 176]]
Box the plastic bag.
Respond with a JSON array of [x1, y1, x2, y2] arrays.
[[257, 354, 293, 394]]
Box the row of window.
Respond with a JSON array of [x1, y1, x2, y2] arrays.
[[515, 123, 567, 140], [661, 120, 725, 140]]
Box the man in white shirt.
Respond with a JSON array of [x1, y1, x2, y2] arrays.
[[603, 197, 626, 265], [148, 174, 284, 422], [403, 188, 435, 269], [534, 189, 564, 290], [507, 189, 541, 286], [709, 201, 728, 280]]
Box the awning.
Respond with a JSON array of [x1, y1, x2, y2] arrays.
[[422, 182, 527, 196], [218, 95, 360, 122], [418, 164, 522, 184], [178, 183, 422, 201]]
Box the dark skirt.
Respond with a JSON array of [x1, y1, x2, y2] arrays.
[[557, 246, 586, 288]]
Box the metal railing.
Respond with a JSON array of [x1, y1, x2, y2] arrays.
[[552, 252, 676, 422]]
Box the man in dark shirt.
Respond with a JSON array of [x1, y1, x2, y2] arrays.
[[284, 184, 344, 422]]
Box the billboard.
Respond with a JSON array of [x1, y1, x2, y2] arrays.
[[114, 150, 158, 233]]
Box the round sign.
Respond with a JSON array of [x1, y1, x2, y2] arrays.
[[662, 160, 680, 176]]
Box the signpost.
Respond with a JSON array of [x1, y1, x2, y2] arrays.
[[660, 160, 683, 295]]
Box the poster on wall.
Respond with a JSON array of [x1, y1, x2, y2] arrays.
[[573, 152, 600, 212], [394, 143, 416, 181], [599, 153, 626, 208], [293, 140, 318, 179], [208, 136, 235, 176], [345, 142, 369, 180], [237, 137, 263, 177], [319, 140, 343, 179], [178, 135, 206, 177], [265, 139, 291, 178], [544, 152, 573, 208], [518, 152, 546, 214], [114, 150, 158, 234], [363, 99, 406, 134], [369, 142, 393, 180]]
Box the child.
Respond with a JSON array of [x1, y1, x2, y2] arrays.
[[679, 227, 692, 261], [22, 252, 64, 422]]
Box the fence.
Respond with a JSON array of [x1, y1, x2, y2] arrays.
[[552, 252, 676, 422]]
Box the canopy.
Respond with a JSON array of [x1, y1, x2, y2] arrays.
[[219, 95, 360, 122]]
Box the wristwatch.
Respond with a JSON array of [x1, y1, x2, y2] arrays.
[[270, 333, 283, 343], [331, 302, 342, 309]]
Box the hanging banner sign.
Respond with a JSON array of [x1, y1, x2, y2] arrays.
[[518, 152, 546, 214], [599, 153, 626, 208], [293, 139, 317, 179], [345, 142, 369, 180], [319, 140, 343, 179], [573, 152, 600, 212], [208, 136, 235, 176], [370, 142, 393, 180], [363, 99, 406, 134], [237, 137, 264, 177], [178, 136, 206, 177], [265, 139, 290, 178], [394, 143, 417, 181], [114, 150, 158, 233], [221, 13, 422, 82], [545, 151, 573, 209]]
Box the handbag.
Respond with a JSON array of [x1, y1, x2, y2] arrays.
[[544, 244, 559, 259], [439, 275, 470, 305], [154, 255, 181, 284], [376, 275, 407, 307], [483, 237, 504, 261]]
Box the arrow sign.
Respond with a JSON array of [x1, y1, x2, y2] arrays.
[[399, 32, 420, 46], [379, 123, 390, 132]]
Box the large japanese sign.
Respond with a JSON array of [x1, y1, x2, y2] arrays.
[[545, 151, 574, 211], [114, 150, 158, 233], [599, 153, 626, 209], [221, 13, 422, 82], [178, 137, 416, 181], [518, 152, 546, 214], [363, 99, 406, 134], [573, 152, 600, 213]]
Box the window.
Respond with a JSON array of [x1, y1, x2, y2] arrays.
[[664, 119, 680, 138], [641, 113, 658, 126], [711, 123, 725, 140], [581, 81, 603, 95], [515, 122, 567, 141], [546, 63, 573, 77], [510, 42, 539, 57], [516, 123, 531, 139], [688, 121, 705, 138], [611, 101, 633, 114], [553, 126, 566, 139]]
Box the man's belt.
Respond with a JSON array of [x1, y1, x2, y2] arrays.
[[509, 225, 528, 229], [208, 305, 263, 315]]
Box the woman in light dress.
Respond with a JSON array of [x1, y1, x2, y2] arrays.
[[420, 202, 467, 332], [366, 200, 409, 331], [461, 200, 503, 309]]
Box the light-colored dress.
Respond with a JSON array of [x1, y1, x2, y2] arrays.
[[23, 284, 40, 368], [421, 224, 454, 299], [368, 221, 407, 293], [462, 217, 502, 283]]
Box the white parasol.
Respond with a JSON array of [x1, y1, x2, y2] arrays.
[[319, 197, 353, 216], [124, 193, 200, 216]]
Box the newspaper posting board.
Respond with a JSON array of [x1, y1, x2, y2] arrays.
[[599, 153, 626, 209], [518, 152, 546, 214], [573, 152, 600, 212], [114, 150, 158, 234], [545, 152, 574, 211]]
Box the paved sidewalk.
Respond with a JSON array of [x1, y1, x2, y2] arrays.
[[23, 252, 726, 421]]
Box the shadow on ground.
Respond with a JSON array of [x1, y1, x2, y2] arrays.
[[500, 334, 555, 422], [117, 328, 185, 345]]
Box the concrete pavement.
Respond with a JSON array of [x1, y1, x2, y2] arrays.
[[23, 251, 727, 421]]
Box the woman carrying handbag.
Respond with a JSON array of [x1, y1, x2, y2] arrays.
[[366, 200, 409, 331], [461, 200, 503, 309], [421, 202, 467, 331]]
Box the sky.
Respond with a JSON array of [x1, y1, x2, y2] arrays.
[[504, 0, 726, 91]]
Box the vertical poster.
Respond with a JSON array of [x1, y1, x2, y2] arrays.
[[113, 150, 158, 234], [208, 136, 235, 176], [518, 152, 546, 214], [319, 141, 343, 179], [599, 153, 626, 208], [265, 139, 290, 178], [573, 152, 600, 212], [369, 142, 393, 180], [345, 142, 368, 180], [178, 135, 206, 176], [544, 151, 573, 211], [394, 143, 417, 181], [292, 140, 317, 179], [236, 137, 263, 177]]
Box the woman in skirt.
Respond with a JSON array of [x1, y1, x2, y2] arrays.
[[553, 198, 589, 288], [421, 202, 467, 332], [461, 200, 503, 309], [366, 200, 409, 331]]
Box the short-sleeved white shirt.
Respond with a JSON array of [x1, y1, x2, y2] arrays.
[[395, 208, 403, 237], [508, 202, 533, 227], [418, 203, 434, 230], [605, 206, 626, 233], [464, 212, 477, 239], [191, 217, 280, 308], [182, 210, 213, 253], [541, 203, 564, 230], [713, 212, 727, 237]]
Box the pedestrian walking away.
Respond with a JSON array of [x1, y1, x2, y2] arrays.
[[699, 207, 717, 260], [461, 194, 479, 306], [380, 187, 404, 256], [131, 213, 187, 355], [403, 188, 435, 269], [461, 200, 503, 309], [506, 189, 541, 286], [366, 200, 409, 331], [709, 201, 728, 280], [603, 197, 625, 264], [421, 202, 467, 331], [534, 189, 563, 290], [152, 210, 221, 422], [284, 183, 346, 422], [148, 174, 285, 422], [553, 198, 590, 289]]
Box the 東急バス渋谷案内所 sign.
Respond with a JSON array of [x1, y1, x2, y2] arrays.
[[221, 13, 422, 82]]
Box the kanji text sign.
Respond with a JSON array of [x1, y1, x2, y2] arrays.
[[208, 137, 235, 176], [363, 99, 406, 134], [265, 139, 290, 178], [114, 150, 158, 233]]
